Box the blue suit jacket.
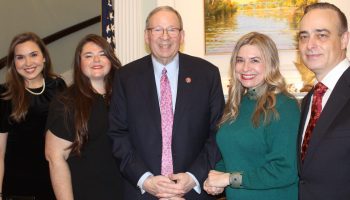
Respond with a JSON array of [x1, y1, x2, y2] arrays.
[[108, 53, 225, 199]]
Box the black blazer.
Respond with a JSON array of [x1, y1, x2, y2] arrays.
[[108, 53, 225, 199], [297, 67, 350, 200]]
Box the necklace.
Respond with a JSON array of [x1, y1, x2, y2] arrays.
[[25, 79, 46, 95]]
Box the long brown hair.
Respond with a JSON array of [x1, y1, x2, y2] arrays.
[[61, 34, 121, 155], [220, 32, 292, 128], [1, 32, 57, 122]]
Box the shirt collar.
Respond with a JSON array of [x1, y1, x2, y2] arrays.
[[316, 58, 350, 91], [152, 54, 179, 76]]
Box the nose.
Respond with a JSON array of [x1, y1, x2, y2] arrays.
[[93, 55, 101, 62], [306, 35, 317, 50], [24, 56, 32, 66], [242, 61, 250, 72], [160, 29, 170, 39]]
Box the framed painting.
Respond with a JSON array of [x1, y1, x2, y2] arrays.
[[204, 0, 318, 54]]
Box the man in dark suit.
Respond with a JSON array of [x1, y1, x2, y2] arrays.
[[108, 6, 224, 200], [297, 2, 350, 200]]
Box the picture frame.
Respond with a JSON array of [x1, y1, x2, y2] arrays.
[[204, 0, 318, 54]]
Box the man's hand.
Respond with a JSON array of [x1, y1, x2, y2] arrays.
[[168, 173, 196, 194], [143, 175, 185, 198]]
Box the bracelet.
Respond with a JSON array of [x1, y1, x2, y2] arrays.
[[229, 172, 242, 188]]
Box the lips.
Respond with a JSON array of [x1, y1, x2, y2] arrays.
[[23, 67, 36, 74], [159, 43, 171, 48], [240, 74, 257, 80], [92, 65, 103, 69], [305, 50, 322, 59]]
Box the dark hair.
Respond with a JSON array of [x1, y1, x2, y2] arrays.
[[2, 32, 57, 122], [61, 34, 121, 155], [304, 2, 348, 34], [145, 6, 183, 30]]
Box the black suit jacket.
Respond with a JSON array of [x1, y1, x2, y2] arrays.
[[297, 67, 350, 200], [108, 53, 225, 199]]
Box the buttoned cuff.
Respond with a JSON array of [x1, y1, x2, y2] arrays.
[[229, 172, 242, 188], [186, 172, 201, 194], [137, 172, 154, 194]]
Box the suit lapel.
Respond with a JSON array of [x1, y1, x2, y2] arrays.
[[137, 55, 161, 132], [302, 67, 350, 169], [173, 53, 193, 134], [297, 90, 312, 172]]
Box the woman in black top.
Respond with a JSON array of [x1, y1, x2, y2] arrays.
[[0, 32, 66, 200], [45, 34, 123, 200]]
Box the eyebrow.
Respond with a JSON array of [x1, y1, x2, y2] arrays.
[[15, 51, 39, 56], [81, 50, 104, 55], [298, 29, 331, 35], [315, 29, 331, 33], [236, 56, 261, 60]]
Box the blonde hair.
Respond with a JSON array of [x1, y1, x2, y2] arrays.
[[219, 32, 292, 127]]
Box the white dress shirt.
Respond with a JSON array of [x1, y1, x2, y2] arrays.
[[137, 54, 201, 194], [301, 58, 350, 143]]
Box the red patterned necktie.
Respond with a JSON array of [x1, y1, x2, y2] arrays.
[[160, 68, 174, 175], [301, 82, 328, 162]]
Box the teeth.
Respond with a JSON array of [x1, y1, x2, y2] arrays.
[[159, 44, 170, 48], [24, 67, 36, 73], [242, 74, 256, 79]]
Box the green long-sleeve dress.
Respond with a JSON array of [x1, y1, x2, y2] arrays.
[[216, 93, 300, 200]]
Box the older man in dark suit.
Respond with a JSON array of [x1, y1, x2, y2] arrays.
[[297, 2, 350, 200], [108, 6, 224, 200]]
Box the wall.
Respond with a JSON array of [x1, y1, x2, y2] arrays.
[[0, 0, 101, 83], [151, 0, 350, 95]]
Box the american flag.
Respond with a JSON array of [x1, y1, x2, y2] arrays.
[[102, 0, 116, 49]]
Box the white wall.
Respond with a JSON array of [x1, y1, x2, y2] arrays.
[[146, 0, 350, 95]]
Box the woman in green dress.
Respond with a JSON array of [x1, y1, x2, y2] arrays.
[[204, 32, 300, 200]]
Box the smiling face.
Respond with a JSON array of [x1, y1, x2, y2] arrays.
[[298, 8, 349, 80], [80, 42, 111, 82], [145, 10, 184, 65], [14, 41, 45, 86], [234, 44, 266, 89]]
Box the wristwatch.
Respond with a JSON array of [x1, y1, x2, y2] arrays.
[[229, 172, 242, 188]]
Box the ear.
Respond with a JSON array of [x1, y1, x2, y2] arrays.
[[144, 30, 150, 45], [179, 29, 185, 44], [341, 31, 349, 50]]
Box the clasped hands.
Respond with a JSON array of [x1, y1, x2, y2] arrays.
[[143, 172, 196, 200], [203, 170, 230, 196]]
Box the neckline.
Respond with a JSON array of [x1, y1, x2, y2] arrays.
[[25, 79, 45, 95]]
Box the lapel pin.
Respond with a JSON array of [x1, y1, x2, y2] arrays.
[[185, 77, 192, 83]]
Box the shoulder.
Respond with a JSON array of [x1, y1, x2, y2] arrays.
[[121, 55, 152, 72], [275, 93, 300, 117], [276, 93, 299, 108], [46, 76, 67, 92], [179, 52, 218, 72]]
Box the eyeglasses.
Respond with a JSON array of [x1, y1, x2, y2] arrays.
[[147, 27, 182, 37]]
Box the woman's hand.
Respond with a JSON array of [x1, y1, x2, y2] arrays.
[[203, 170, 230, 195]]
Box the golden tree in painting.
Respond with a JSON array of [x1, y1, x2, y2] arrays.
[[205, 0, 238, 18]]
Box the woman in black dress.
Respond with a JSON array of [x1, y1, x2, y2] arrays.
[[45, 34, 123, 200], [0, 32, 66, 199]]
